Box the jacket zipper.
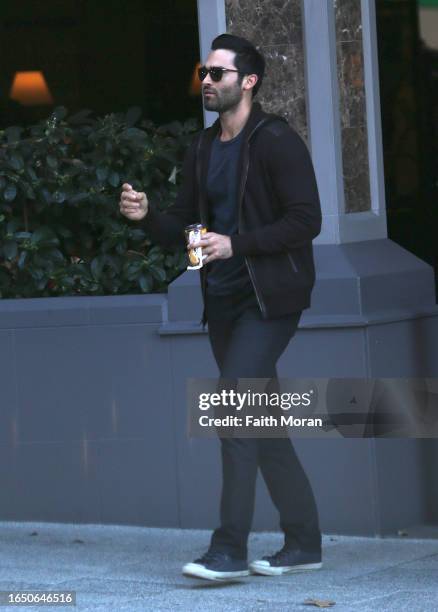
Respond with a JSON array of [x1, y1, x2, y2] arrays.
[[196, 132, 208, 327], [246, 255, 266, 316], [287, 252, 298, 273], [238, 119, 272, 318]]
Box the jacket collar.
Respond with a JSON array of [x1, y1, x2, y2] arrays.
[[204, 101, 269, 145]]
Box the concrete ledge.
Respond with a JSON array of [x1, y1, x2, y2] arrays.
[[158, 307, 438, 335], [0, 294, 168, 328], [158, 321, 206, 335]]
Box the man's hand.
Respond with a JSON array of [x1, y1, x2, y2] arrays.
[[119, 183, 148, 221], [188, 232, 233, 264]]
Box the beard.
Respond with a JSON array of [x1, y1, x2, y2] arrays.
[[203, 82, 243, 113]]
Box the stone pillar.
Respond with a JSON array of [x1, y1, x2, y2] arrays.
[[226, 0, 307, 137], [303, 0, 387, 242]]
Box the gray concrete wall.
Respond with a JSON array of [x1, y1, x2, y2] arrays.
[[1, 262, 437, 536], [0, 295, 179, 526]]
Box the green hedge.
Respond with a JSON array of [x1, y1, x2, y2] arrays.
[[0, 107, 199, 299]]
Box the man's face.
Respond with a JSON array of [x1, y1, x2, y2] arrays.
[[201, 49, 243, 113]]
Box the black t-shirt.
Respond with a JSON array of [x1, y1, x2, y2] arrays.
[[206, 131, 252, 295]]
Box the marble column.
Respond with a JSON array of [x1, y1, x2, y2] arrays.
[[335, 0, 371, 213], [225, 0, 307, 137]]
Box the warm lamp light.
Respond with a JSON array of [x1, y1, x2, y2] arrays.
[[9, 71, 54, 106], [189, 62, 202, 96]]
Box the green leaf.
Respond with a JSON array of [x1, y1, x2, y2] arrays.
[[127, 260, 143, 273], [168, 166, 177, 184], [3, 240, 18, 260], [6, 219, 20, 234], [41, 189, 52, 204], [129, 228, 145, 241], [46, 155, 58, 169], [125, 260, 144, 280], [139, 274, 153, 292], [69, 192, 88, 204], [101, 238, 117, 252], [156, 149, 178, 164], [18, 251, 27, 269], [61, 276, 75, 288], [57, 226, 73, 238], [24, 185, 36, 199], [31, 227, 59, 245], [4, 184, 17, 202], [147, 250, 163, 264], [103, 254, 121, 273], [53, 191, 66, 204], [46, 248, 65, 261], [108, 171, 120, 187], [91, 256, 104, 279], [96, 166, 109, 181], [148, 245, 162, 257], [122, 127, 147, 140], [32, 253, 48, 268], [26, 166, 38, 182], [149, 265, 166, 282], [8, 153, 24, 171]]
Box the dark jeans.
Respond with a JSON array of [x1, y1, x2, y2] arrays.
[[205, 286, 321, 560]]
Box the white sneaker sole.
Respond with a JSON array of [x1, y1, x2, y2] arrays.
[[249, 561, 323, 576], [182, 562, 250, 582]]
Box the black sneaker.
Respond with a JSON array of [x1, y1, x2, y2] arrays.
[[182, 550, 250, 581], [249, 546, 322, 576]]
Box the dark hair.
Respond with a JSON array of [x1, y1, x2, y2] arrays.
[[211, 33, 265, 97]]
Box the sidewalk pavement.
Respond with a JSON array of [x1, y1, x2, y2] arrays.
[[0, 521, 437, 612]]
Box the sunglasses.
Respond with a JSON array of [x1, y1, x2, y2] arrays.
[[198, 65, 240, 82]]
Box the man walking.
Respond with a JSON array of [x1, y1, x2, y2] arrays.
[[120, 34, 322, 581]]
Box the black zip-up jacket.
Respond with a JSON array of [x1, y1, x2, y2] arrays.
[[141, 102, 322, 326]]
